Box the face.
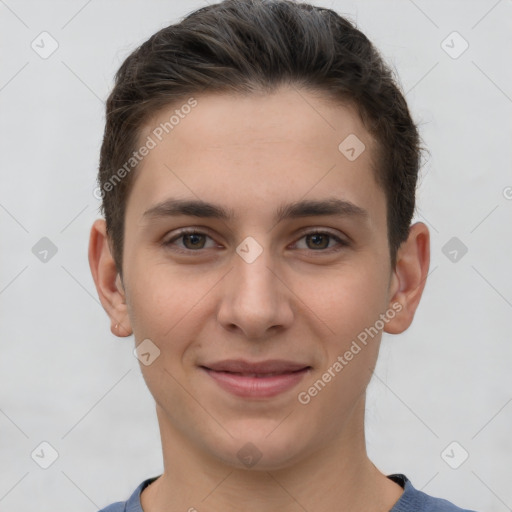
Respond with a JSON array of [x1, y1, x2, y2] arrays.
[[109, 86, 403, 469]]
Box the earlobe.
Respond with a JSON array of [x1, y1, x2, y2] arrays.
[[88, 219, 133, 338], [384, 222, 430, 335]]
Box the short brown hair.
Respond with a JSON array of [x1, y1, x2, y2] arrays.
[[97, 0, 424, 275]]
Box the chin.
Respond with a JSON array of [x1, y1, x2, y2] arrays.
[[210, 422, 310, 472]]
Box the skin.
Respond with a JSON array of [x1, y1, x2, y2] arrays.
[[89, 85, 430, 512]]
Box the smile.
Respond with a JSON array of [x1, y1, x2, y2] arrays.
[[200, 359, 311, 398]]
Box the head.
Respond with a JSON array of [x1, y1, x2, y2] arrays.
[[97, 0, 424, 276], [89, 0, 429, 472]]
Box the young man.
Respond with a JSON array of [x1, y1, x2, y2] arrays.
[[89, 1, 478, 510]]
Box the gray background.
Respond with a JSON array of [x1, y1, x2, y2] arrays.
[[1, 0, 511, 510]]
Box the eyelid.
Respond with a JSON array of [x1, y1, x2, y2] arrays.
[[163, 227, 349, 253], [293, 226, 348, 242], [290, 228, 349, 251], [163, 227, 219, 252]]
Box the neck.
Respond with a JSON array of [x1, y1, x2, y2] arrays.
[[141, 398, 403, 512]]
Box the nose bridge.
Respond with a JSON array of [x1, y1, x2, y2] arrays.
[[236, 245, 275, 298], [234, 240, 279, 311], [217, 237, 293, 337]]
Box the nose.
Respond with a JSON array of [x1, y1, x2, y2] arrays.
[[216, 243, 294, 340]]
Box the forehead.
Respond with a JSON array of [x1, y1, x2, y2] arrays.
[[127, 86, 385, 227]]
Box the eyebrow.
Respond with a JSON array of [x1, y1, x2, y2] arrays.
[[142, 197, 368, 224]]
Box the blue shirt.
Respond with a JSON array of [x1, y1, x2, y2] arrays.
[[97, 473, 478, 511]]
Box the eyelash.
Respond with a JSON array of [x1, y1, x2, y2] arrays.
[[162, 228, 349, 255]]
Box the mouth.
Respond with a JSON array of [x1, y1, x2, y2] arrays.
[[199, 359, 312, 398]]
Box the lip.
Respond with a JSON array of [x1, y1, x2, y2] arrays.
[[200, 359, 311, 398]]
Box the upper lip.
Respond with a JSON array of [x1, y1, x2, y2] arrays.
[[201, 359, 310, 374]]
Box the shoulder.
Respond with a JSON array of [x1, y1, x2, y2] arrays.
[[389, 474, 479, 512], [96, 476, 160, 512], [97, 503, 125, 512]]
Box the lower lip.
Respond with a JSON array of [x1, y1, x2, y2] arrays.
[[202, 367, 310, 398]]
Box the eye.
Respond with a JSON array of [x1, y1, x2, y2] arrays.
[[163, 228, 349, 254], [293, 230, 349, 252], [163, 229, 217, 253]]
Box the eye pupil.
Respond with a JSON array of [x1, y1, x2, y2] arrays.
[[184, 233, 205, 249], [307, 234, 329, 249]]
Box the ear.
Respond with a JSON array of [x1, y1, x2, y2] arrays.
[[88, 218, 133, 337], [384, 222, 430, 334]]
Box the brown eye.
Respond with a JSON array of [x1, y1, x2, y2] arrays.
[[305, 233, 330, 250], [164, 229, 216, 253], [181, 233, 207, 249], [294, 231, 348, 252]]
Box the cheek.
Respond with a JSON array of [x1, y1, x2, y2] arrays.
[[301, 261, 389, 340], [125, 251, 207, 335], [295, 268, 388, 425]]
